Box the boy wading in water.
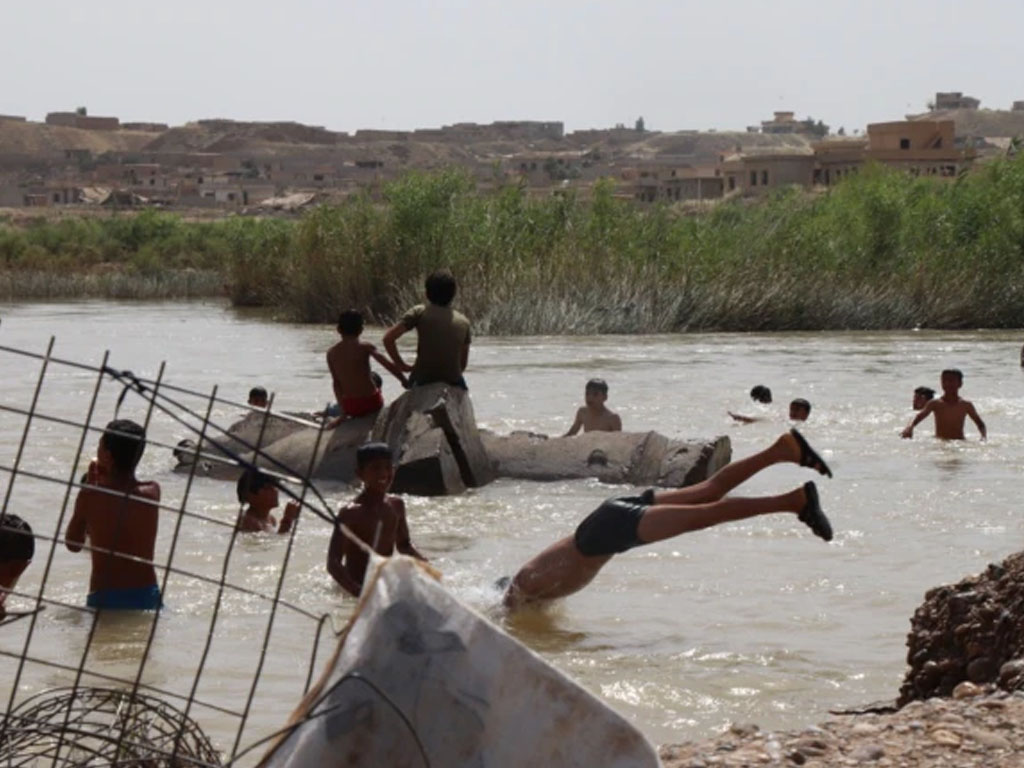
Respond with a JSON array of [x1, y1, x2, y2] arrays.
[[565, 378, 622, 435], [65, 420, 162, 611], [902, 369, 986, 440], [235, 469, 300, 534], [502, 430, 834, 610], [327, 443, 427, 597]]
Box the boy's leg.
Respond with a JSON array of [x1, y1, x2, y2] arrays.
[[653, 430, 830, 507], [637, 482, 832, 544]]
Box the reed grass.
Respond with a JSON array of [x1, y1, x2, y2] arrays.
[[3, 154, 1024, 333]]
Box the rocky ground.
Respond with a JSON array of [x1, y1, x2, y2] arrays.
[[660, 550, 1024, 767], [660, 687, 1024, 767]]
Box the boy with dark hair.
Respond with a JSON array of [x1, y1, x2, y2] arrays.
[[565, 378, 622, 435], [326, 309, 408, 427], [327, 442, 427, 597], [235, 469, 300, 533], [788, 398, 812, 422], [902, 369, 986, 440], [248, 387, 269, 409], [0, 513, 34, 620], [66, 419, 162, 610], [502, 430, 834, 610], [912, 386, 935, 411], [750, 385, 772, 404], [382, 269, 472, 389]]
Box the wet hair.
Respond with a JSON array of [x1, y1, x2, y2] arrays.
[[371, 371, 383, 389], [425, 270, 457, 307], [790, 398, 811, 416], [101, 420, 146, 473], [0, 514, 34, 562], [356, 442, 393, 469], [248, 386, 268, 405], [337, 309, 364, 336], [585, 378, 609, 395], [236, 468, 275, 504], [941, 368, 963, 383], [750, 385, 772, 404], [914, 386, 935, 400]]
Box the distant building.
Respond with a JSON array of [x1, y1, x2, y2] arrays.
[[934, 92, 980, 110], [1012, 101, 1024, 112], [720, 151, 815, 195], [45, 112, 120, 130]]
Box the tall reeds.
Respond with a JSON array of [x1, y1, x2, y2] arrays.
[[4, 154, 1024, 332]]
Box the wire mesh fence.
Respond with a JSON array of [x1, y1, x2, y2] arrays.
[[0, 335, 351, 766]]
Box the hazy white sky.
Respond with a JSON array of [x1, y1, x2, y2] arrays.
[[3, 0, 1021, 134]]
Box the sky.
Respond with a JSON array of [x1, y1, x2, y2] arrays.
[[3, 0, 1022, 135]]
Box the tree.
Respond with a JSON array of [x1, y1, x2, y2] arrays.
[[76, 106, 87, 116], [837, 126, 846, 136], [635, 116, 645, 132]]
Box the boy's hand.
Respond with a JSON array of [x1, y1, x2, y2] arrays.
[[86, 459, 104, 485], [901, 426, 913, 439], [282, 501, 301, 522]]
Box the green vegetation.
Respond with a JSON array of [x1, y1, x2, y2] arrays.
[[4, 154, 1024, 333]]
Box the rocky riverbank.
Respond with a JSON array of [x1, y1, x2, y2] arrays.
[[660, 549, 1024, 767]]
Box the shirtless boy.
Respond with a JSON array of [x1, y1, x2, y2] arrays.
[[728, 385, 774, 423], [502, 429, 833, 609], [248, 387, 268, 409], [235, 469, 300, 534], [902, 369, 986, 440], [912, 386, 935, 411], [382, 270, 471, 389], [327, 443, 427, 597], [565, 378, 622, 435], [65, 419, 162, 610], [0, 513, 33, 620], [326, 309, 408, 427]]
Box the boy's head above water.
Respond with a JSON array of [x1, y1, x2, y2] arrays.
[[336, 309, 364, 337], [940, 368, 963, 393], [913, 386, 936, 410], [789, 398, 811, 421], [356, 442, 394, 494], [584, 378, 609, 407], [425, 269, 457, 307], [236, 468, 278, 506], [750, 385, 772, 404], [248, 386, 268, 408], [99, 419, 146, 474]]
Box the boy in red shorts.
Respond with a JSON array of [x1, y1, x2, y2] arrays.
[[326, 310, 408, 427]]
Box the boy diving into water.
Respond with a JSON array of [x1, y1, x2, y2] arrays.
[[502, 429, 834, 610]]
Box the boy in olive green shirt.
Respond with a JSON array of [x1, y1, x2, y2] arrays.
[[383, 269, 471, 388]]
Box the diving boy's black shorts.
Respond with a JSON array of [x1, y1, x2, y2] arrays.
[[573, 488, 656, 557]]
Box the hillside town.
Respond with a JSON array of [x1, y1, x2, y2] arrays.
[[0, 91, 1022, 214]]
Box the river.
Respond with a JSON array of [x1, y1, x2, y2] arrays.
[[0, 301, 1021, 760]]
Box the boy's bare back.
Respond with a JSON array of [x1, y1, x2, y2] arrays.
[[326, 339, 377, 400], [66, 474, 160, 593]]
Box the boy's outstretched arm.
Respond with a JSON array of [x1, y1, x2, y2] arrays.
[[326, 521, 363, 597], [564, 409, 584, 437], [728, 411, 759, 424], [278, 501, 300, 535], [395, 502, 427, 562], [370, 348, 409, 387], [966, 403, 987, 440], [901, 401, 935, 438], [382, 323, 414, 373]]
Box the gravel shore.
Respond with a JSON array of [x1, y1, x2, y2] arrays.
[[659, 688, 1024, 767]]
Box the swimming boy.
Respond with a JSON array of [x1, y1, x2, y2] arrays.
[[0, 513, 34, 620], [902, 369, 986, 440], [327, 443, 427, 597], [502, 429, 833, 609], [326, 310, 408, 427], [912, 386, 935, 411], [248, 387, 269, 409], [235, 468, 300, 534], [65, 419, 162, 610], [382, 270, 471, 389], [788, 399, 811, 422], [728, 385, 774, 423], [565, 378, 622, 435]]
